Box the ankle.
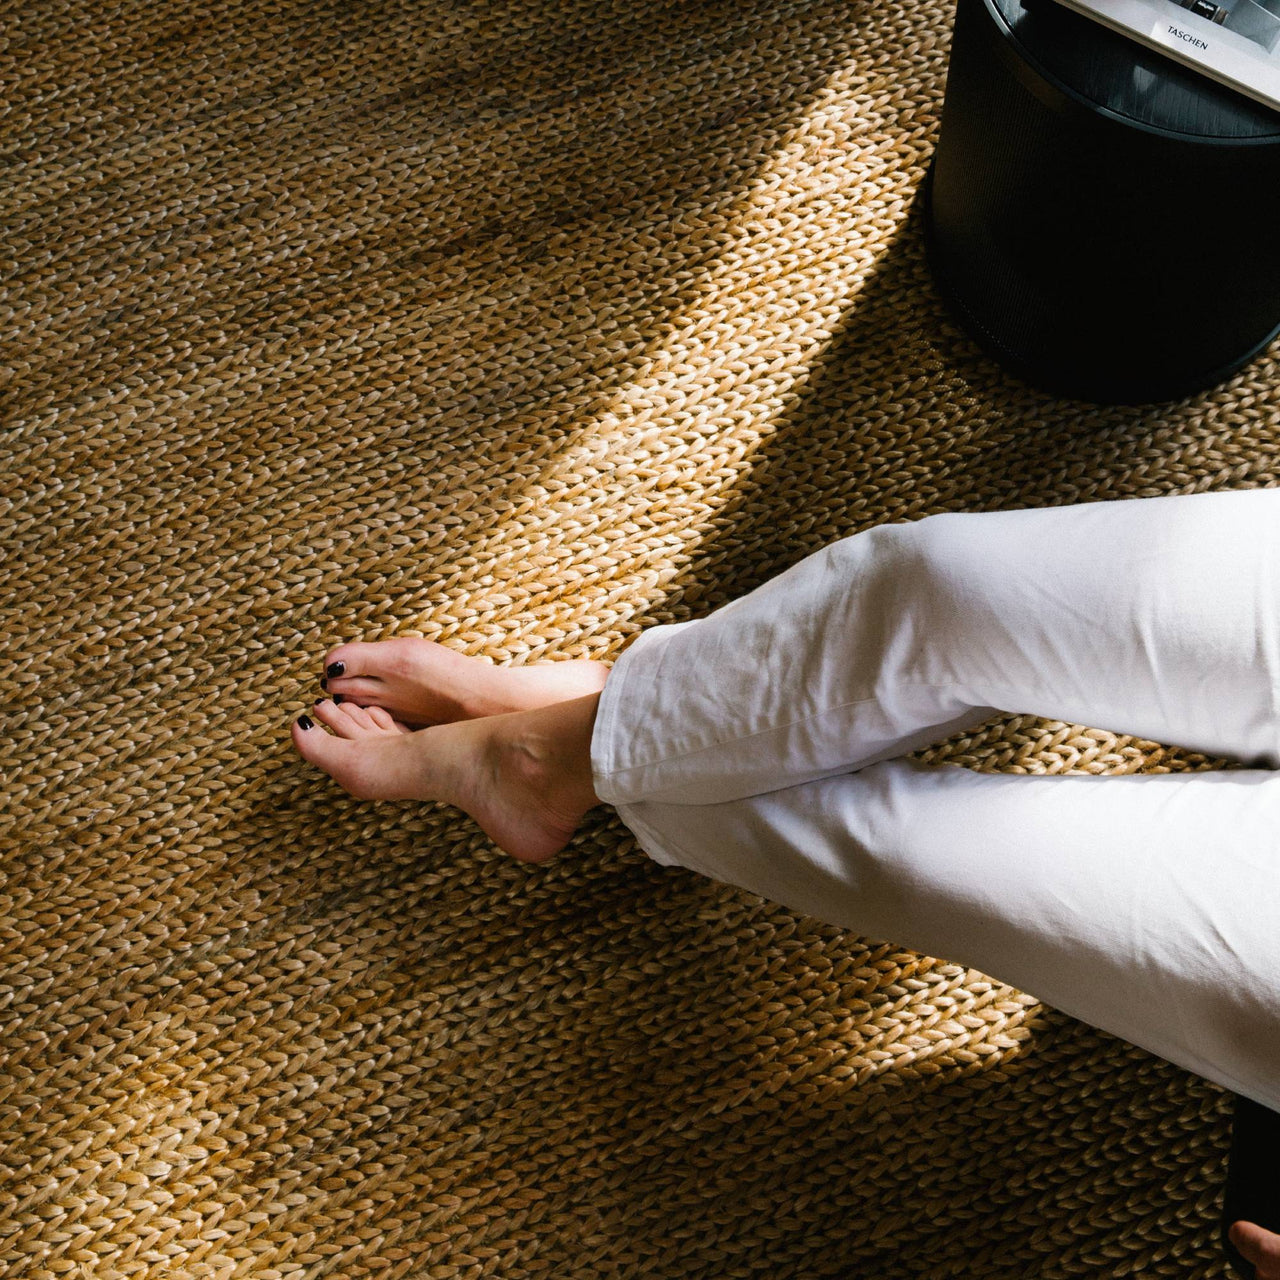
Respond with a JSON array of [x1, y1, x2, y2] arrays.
[[497, 696, 602, 816]]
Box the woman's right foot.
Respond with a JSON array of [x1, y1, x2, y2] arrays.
[[319, 637, 610, 725], [293, 693, 603, 863]]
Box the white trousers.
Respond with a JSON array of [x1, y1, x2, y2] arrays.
[[590, 489, 1280, 1111]]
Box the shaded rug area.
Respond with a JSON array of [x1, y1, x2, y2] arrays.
[[5, 0, 1277, 1275]]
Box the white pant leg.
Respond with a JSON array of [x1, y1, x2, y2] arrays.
[[617, 760, 1280, 1112], [593, 488, 1280, 806]]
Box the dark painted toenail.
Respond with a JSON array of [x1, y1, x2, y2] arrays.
[[332, 693, 345, 705], [326, 661, 345, 677], [297, 714, 314, 730], [319, 676, 328, 690]]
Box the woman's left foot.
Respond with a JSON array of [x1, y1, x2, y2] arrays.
[[319, 636, 609, 725], [291, 694, 602, 863]]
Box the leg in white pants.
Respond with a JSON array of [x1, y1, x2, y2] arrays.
[[591, 489, 1280, 1110]]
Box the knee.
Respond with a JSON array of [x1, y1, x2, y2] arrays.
[[861, 512, 985, 622]]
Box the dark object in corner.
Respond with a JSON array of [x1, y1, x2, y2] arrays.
[[1223, 1094, 1280, 1280], [926, 0, 1280, 404]]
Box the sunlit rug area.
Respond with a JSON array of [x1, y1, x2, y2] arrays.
[[6, 0, 1275, 1275]]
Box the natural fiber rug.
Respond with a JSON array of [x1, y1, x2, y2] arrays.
[[6, 0, 1276, 1275]]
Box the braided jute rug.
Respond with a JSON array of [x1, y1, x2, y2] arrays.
[[6, 0, 1279, 1275]]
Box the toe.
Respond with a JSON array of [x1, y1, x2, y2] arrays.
[[337, 701, 381, 730], [321, 643, 364, 680], [323, 676, 390, 706], [366, 705, 411, 733], [1232, 1221, 1280, 1277], [292, 714, 354, 774], [326, 636, 440, 682], [322, 640, 399, 681], [312, 698, 374, 738], [292, 712, 399, 801]]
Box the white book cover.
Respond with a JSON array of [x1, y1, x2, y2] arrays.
[[1050, 0, 1280, 112]]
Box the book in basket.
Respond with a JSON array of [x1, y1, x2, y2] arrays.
[[1049, 0, 1280, 112]]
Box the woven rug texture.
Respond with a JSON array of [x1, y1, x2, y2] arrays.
[[6, 0, 1278, 1276]]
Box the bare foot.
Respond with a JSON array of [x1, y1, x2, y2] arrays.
[[318, 636, 609, 725], [291, 693, 602, 863], [1231, 1221, 1280, 1279]]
